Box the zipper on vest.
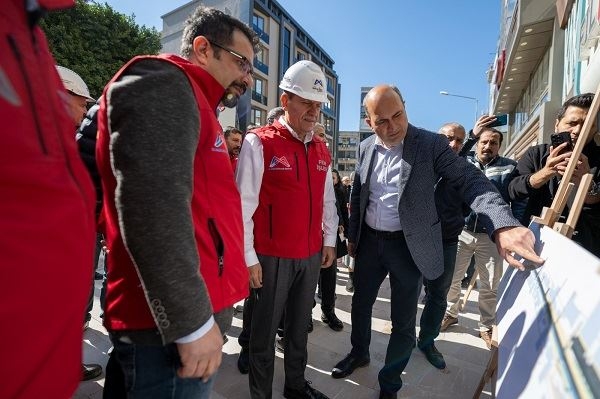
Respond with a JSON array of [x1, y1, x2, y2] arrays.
[[7, 34, 47, 154], [304, 147, 313, 251], [207, 218, 225, 276], [268, 204, 273, 239], [294, 152, 300, 181]]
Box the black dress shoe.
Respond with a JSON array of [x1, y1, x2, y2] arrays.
[[417, 341, 446, 369], [379, 390, 397, 399], [331, 353, 370, 379], [283, 381, 329, 399], [81, 363, 102, 381], [237, 348, 249, 374], [321, 310, 343, 331]]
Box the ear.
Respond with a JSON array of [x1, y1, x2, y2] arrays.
[[192, 36, 210, 66], [280, 92, 289, 108], [365, 117, 372, 129], [554, 119, 560, 133]]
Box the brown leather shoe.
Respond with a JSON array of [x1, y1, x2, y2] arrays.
[[480, 329, 493, 349], [440, 314, 458, 331]]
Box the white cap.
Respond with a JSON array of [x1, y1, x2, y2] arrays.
[[56, 65, 95, 102], [279, 60, 327, 103]]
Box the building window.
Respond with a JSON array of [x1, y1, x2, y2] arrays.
[[254, 78, 264, 95], [251, 13, 269, 43], [324, 116, 333, 132], [252, 78, 267, 105], [513, 49, 550, 135], [251, 107, 265, 126], [256, 46, 268, 64], [252, 14, 265, 32], [296, 50, 307, 61], [283, 28, 291, 72]]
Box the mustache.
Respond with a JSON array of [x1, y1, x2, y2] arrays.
[[229, 81, 247, 94]]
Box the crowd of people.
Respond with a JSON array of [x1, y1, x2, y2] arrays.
[[3, 2, 600, 399]]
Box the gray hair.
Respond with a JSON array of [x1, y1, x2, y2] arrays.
[[266, 106, 285, 125]]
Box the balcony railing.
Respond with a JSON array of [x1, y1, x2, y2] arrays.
[[252, 23, 270, 44], [252, 91, 268, 105], [322, 105, 334, 116], [253, 59, 269, 75]]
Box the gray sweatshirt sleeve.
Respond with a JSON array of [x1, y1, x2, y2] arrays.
[[106, 58, 213, 344]]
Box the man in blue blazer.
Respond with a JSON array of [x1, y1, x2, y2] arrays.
[[330, 85, 543, 399]]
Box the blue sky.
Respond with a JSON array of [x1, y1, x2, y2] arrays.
[[104, 0, 501, 132]]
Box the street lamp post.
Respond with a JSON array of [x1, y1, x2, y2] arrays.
[[440, 90, 479, 124]]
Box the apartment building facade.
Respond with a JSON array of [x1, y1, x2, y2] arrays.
[[560, 0, 600, 101], [359, 86, 373, 142], [489, 0, 565, 159], [160, 0, 340, 154], [336, 131, 359, 177], [490, 0, 600, 159]]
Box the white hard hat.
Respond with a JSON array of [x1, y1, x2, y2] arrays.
[[279, 60, 328, 103], [56, 65, 95, 102]]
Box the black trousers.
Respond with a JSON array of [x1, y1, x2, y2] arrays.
[[350, 228, 422, 394], [319, 264, 337, 312]]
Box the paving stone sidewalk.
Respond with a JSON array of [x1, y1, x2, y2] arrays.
[[75, 267, 493, 399]]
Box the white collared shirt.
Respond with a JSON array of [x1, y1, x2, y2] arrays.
[[364, 136, 404, 232], [235, 116, 338, 266]]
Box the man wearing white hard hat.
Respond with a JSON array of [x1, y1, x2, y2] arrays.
[[56, 65, 104, 382], [56, 65, 95, 128], [236, 60, 338, 399]]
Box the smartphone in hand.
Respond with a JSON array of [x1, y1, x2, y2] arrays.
[[487, 114, 508, 128], [550, 132, 573, 154]]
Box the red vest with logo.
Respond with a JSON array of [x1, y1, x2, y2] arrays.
[[252, 121, 331, 258], [96, 54, 248, 331]]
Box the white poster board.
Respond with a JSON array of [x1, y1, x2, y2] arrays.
[[496, 222, 600, 398]]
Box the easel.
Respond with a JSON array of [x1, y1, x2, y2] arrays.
[[459, 271, 478, 312], [472, 86, 600, 399]]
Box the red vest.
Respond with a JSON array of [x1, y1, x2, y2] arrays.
[[1, 1, 96, 398], [252, 121, 331, 258], [96, 54, 248, 331]]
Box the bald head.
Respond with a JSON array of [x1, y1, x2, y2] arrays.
[[438, 122, 466, 154], [363, 85, 408, 147], [363, 85, 404, 118]]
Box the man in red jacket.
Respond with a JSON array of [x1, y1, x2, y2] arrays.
[[0, 1, 96, 398], [236, 60, 338, 399], [96, 6, 257, 398]]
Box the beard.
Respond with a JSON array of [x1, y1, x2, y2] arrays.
[[221, 82, 247, 108]]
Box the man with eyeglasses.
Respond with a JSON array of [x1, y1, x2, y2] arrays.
[[96, 6, 258, 398], [236, 60, 338, 399]]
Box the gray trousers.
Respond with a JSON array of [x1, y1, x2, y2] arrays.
[[446, 229, 503, 331], [248, 252, 322, 399]]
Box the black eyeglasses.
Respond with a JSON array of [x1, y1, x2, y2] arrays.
[[209, 41, 253, 75]]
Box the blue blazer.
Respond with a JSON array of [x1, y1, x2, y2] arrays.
[[348, 124, 520, 280]]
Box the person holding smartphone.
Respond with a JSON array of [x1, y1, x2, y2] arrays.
[[508, 93, 600, 256]]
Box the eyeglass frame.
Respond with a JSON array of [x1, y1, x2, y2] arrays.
[[208, 40, 254, 76]]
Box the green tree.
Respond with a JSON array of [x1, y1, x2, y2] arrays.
[[41, 0, 162, 99]]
